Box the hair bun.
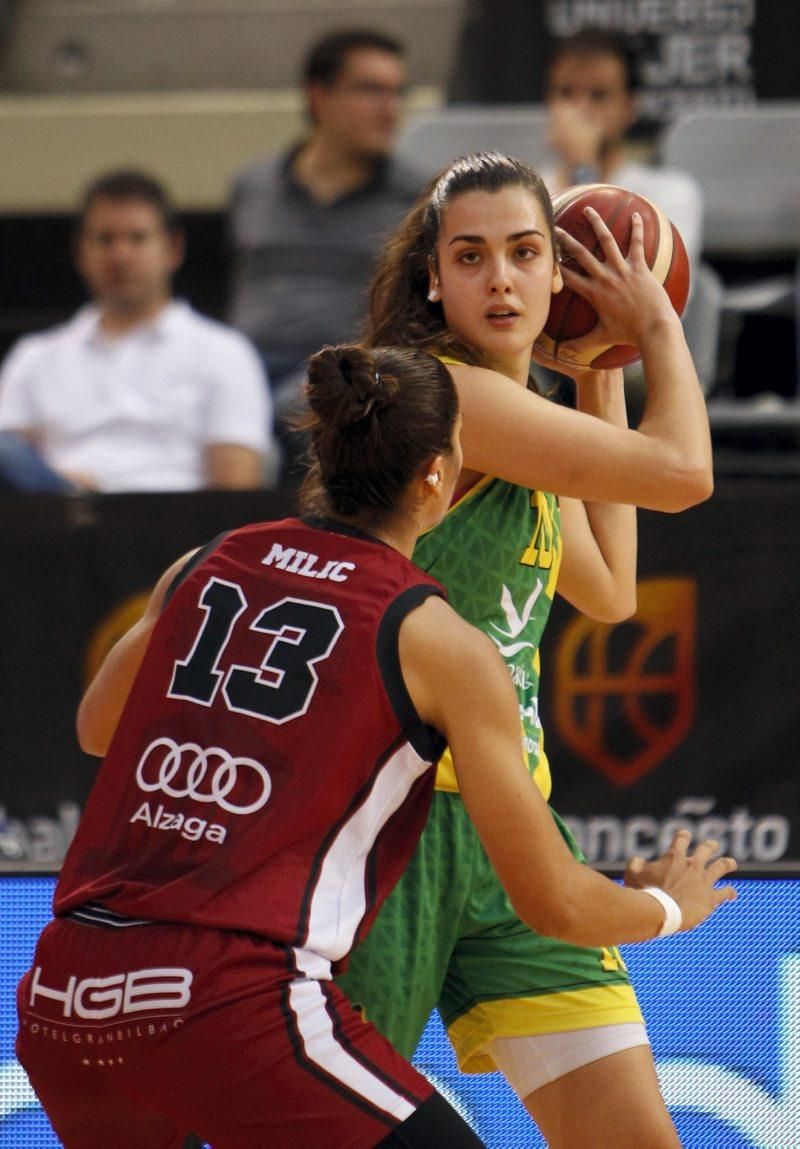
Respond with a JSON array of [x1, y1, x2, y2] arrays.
[[298, 343, 458, 523], [307, 344, 398, 429]]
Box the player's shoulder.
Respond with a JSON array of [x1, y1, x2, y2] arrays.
[[438, 359, 493, 385], [401, 592, 499, 668], [401, 595, 512, 731], [443, 359, 538, 410], [173, 301, 241, 342]]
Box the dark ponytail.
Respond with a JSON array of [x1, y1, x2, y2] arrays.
[[300, 343, 458, 527]]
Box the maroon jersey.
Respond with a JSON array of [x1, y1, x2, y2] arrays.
[[55, 517, 445, 972]]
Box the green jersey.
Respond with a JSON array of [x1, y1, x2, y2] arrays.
[[413, 474, 562, 798]]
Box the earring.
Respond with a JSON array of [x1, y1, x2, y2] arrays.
[[425, 473, 440, 488], [427, 287, 441, 303]]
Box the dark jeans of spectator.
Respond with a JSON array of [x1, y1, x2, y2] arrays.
[[0, 432, 76, 492]]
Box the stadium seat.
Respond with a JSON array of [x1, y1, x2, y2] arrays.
[[396, 103, 552, 178], [662, 104, 800, 414], [661, 103, 800, 259]]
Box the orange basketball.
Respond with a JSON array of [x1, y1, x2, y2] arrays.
[[535, 184, 691, 370]]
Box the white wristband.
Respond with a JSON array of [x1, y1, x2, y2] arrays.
[[641, 887, 683, 937]]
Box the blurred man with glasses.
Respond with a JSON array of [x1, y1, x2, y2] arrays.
[[227, 29, 424, 477]]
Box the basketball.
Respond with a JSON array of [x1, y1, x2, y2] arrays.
[[535, 184, 691, 370]]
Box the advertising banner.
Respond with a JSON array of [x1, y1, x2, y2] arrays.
[[2, 875, 799, 1147], [0, 478, 798, 872], [541, 479, 800, 872], [449, 1, 800, 124]]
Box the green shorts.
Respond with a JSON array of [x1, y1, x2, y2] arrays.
[[337, 790, 642, 1075]]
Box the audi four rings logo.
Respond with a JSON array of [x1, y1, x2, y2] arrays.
[[136, 738, 272, 814]]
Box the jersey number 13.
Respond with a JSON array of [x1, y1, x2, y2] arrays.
[[168, 577, 344, 724]]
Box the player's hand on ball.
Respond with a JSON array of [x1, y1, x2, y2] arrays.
[[624, 829, 738, 934], [557, 208, 677, 350], [534, 185, 690, 370]]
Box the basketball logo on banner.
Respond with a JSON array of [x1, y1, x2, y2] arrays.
[[554, 578, 696, 787]]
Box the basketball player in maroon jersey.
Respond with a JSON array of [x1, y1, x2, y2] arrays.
[[17, 344, 735, 1149]]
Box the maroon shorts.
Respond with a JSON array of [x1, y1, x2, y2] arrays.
[[16, 917, 434, 1149]]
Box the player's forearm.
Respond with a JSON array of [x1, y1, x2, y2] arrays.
[[557, 497, 637, 621], [573, 367, 628, 427], [520, 866, 668, 948], [635, 314, 713, 509], [76, 623, 153, 755], [479, 811, 666, 946], [76, 553, 190, 755], [571, 370, 638, 618]]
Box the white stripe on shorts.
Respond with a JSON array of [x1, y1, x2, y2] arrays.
[[288, 977, 416, 1122]]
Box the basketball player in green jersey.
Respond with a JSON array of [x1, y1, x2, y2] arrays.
[[338, 153, 713, 1148]]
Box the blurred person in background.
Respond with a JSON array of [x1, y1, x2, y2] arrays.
[[538, 29, 720, 408], [227, 28, 424, 474], [0, 170, 277, 493], [542, 28, 702, 268]]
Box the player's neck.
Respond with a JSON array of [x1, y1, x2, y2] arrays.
[[372, 523, 418, 558], [323, 513, 417, 559], [485, 350, 532, 389]]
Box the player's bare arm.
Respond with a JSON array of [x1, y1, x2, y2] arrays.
[[76, 549, 198, 756], [555, 495, 637, 622], [554, 361, 637, 622], [451, 362, 710, 513], [399, 595, 736, 946]]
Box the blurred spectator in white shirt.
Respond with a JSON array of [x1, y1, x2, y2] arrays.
[[0, 170, 278, 492]]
